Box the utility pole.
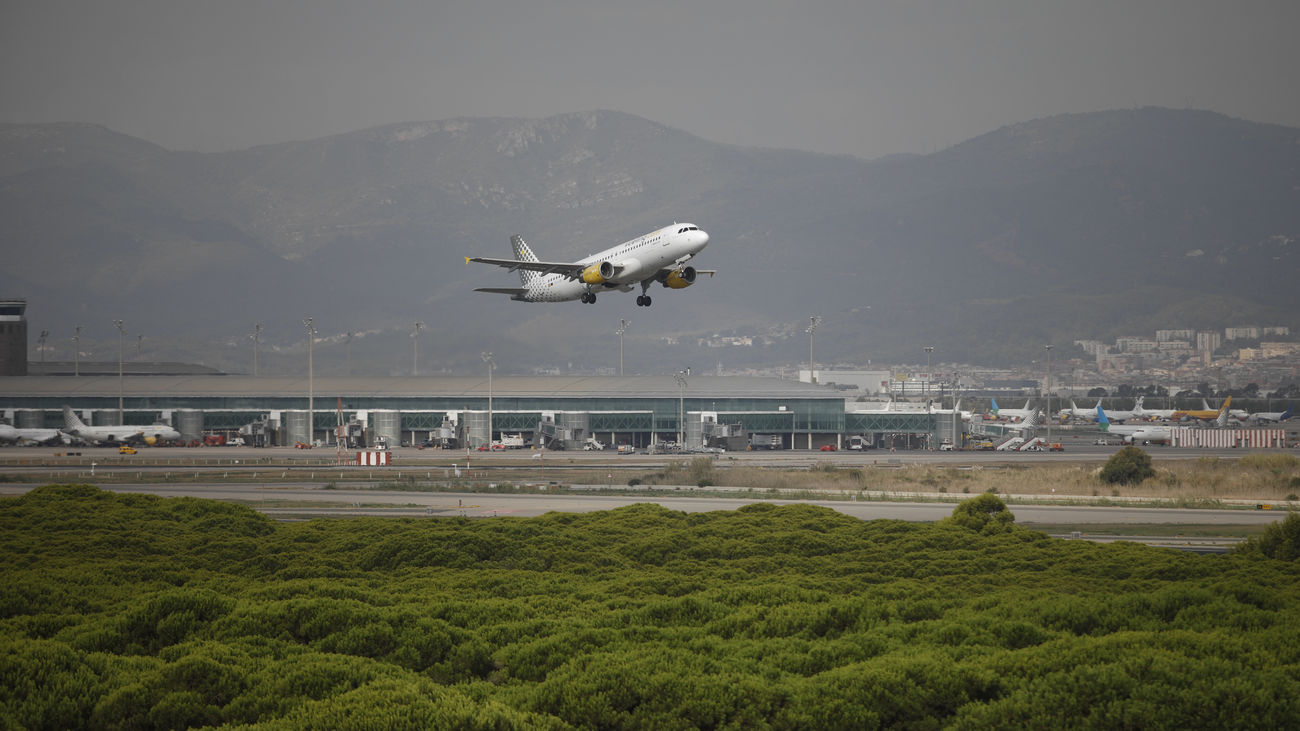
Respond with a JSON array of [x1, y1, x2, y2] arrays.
[[72, 326, 82, 377], [38, 330, 48, 363]]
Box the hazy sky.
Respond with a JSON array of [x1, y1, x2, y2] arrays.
[[3, 0, 1299, 160]]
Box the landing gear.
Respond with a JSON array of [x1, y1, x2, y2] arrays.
[[636, 295, 653, 307], [581, 292, 597, 304]]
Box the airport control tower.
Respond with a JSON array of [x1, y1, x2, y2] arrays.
[[0, 299, 28, 376]]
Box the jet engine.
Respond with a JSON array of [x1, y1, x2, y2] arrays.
[[580, 262, 614, 284], [661, 266, 697, 289]]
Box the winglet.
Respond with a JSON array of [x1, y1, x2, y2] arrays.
[[465, 257, 471, 265]]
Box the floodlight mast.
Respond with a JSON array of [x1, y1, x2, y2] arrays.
[[304, 318, 315, 445], [113, 319, 125, 424], [481, 352, 495, 448], [806, 316, 821, 384], [616, 319, 630, 376]]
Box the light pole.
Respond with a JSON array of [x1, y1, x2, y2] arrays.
[[252, 323, 261, 376], [38, 330, 48, 363], [113, 319, 125, 424], [1045, 344, 1053, 442], [304, 318, 315, 446], [924, 346, 934, 398], [674, 370, 687, 445], [481, 352, 494, 448], [412, 322, 424, 376], [806, 316, 821, 384], [136, 334, 143, 359], [72, 326, 82, 377], [616, 319, 630, 376]]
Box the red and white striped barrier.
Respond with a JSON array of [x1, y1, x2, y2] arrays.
[[1170, 428, 1287, 449], [356, 451, 392, 466]]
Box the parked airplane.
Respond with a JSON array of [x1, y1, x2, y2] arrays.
[[1099, 400, 1142, 423], [1096, 405, 1173, 445], [1059, 400, 1102, 421], [466, 223, 712, 306], [61, 407, 180, 445], [990, 398, 1038, 422], [930, 399, 972, 422], [1132, 396, 1176, 421], [0, 423, 68, 446], [1170, 396, 1232, 422], [1248, 405, 1293, 423]]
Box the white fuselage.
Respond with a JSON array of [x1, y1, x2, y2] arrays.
[[520, 225, 709, 302]]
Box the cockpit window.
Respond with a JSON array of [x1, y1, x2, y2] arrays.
[[677, 226, 699, 234]]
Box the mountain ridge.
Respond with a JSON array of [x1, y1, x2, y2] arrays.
[[1, 107, 1296, 372]]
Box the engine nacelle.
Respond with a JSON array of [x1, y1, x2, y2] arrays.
[[580, 261, 614, 284], [661, 266, 697, 289]]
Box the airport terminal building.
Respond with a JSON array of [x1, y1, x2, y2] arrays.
[[0, 374, 945, 450]]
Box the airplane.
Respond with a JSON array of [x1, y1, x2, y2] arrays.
[[1096, 405, 1173, 445], [929, 399, 972, 422], [0, 423, 69, 446], [1099, 400, 1142, 423], [1059, 400, 1102, 421], [1248, 405, 1293, 423], [1132, 396, 1177, 421], [62, 407, 180, 445], [990, 398, 1038, 422], [466, 223, 712, 306], [1170, 396, 1232, 422]]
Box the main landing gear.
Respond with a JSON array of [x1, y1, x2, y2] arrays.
[[581, 292, 597, 304], [635, 295, 653, 307]]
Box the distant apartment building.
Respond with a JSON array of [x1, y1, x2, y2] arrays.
[[1264, 326, 1291, 337], [1158, 340, 1193, 354], [1225, 326, 1260, 340], [1116, 337, 1158, 353], [1074, 340, 1106, 357], [1196, 330, 1222, 352], [1155, 329, 1195, 342], [1261, 342, 1300, 359]]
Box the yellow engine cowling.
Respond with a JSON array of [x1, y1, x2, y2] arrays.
[[661, 266, 697, 289], [144, 436, 158, 446], [580, 261, 614, 284]]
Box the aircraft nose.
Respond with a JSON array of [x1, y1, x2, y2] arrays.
[[697, 230, 710, 246]]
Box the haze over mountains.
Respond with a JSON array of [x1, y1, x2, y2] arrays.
[[2, 108, 1297, 375]]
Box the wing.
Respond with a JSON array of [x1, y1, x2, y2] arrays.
[[465, 256, 586, 280]]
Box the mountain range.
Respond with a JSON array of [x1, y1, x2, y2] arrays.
[[2, 107, 1297, 374]]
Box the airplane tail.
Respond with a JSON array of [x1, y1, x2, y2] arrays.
[[991, 398, 1000, 413], [510, 236, 541, 287], [1282, 407, 1294, 421], [62, 406, 86, 431], [1096, 405, 1111, 431]]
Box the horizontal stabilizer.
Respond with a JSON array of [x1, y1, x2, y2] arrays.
[[474, 287, 527, 296]]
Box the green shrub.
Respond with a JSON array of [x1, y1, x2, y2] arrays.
[[945, 493, 1016, 534], [1099, 446, 1155, 485]]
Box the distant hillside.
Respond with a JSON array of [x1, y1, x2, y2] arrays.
[[1, 108, 1297, 372]]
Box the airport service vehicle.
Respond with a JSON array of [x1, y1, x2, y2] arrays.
[[749, 434, 782, 450], [583, 437, 606, 451], [118, 445, 137, 455], [819, 444, 837, 451], [847, 435, 873, 450], [467, 223, 712, 306]]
